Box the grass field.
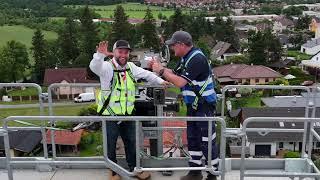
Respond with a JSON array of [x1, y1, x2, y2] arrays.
[[287, 50, 312, 61], [0, 104, 88, 127], [0, 25, 58, 48], [7, 87, 48, 96], [65, 3, 187, 19]]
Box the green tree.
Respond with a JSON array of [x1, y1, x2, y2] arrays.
[[282, 6, 305, 17], [158, 12, 163, 20], [212, 17, 239, 49], [196, 38, 211, 58], [31, 29, 47, 84], [264, 29, 283, 63], [58, 15, 79, 66], [0, 41, 29, 82], [164, 8, 186, 38], [296, 15, 311, 30], [109, 5, 131, 46], [187, 16, 208, 42], [248, 30, 282, 65], [76, 5, 99, 67], [248, 31, 266, 65], [47, 39, 62, 68], [140, 8, 160, 51]]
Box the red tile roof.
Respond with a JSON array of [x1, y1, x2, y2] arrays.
[[213, 64, 282, 79], [143, 120, 187, 147], [45, 129, 84, 146], [162, 121, 187, 147], [43, 68, 98, 86]]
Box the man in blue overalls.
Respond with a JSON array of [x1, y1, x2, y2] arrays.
[[150, 31, 218, 180]]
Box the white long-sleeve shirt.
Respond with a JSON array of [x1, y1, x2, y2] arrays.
[[89, 52, 164, 90]]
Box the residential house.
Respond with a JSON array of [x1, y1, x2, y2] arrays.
[[43, 68, 98, 95], [301, 50, 320, 75], [235, 24, 257, 32], [211, 41, 241, 62], [301, 38, 320, 55], [45, 129, 84, 154], [261, 92, 320, 108], [256, 23, 272, 32], [268, 58, 296, 74], [80, 18, 152, 25], [240, 107, 320, 157], [284, 3, 320, 11], [303, 11, 320, 18], [213, 64, 282, 85], [278, 34, 293, 49], [236, 24, 257, 42], [273, 17, 294, 33], [206, 15, 279, 23], [0, 130, 42, 157]]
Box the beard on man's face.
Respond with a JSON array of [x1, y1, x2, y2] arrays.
[[115, 56, 128, 66]]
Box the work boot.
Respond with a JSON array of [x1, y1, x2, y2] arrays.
[[206, 173, 217, 180], [134, 171, 151, 180], [180, 171, 203, 180], [108, 169, 121, 180]]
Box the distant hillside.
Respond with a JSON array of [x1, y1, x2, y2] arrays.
[[0, 25, 57, 48]]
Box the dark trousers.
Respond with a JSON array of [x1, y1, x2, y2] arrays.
[[186, 103, 219, 172], [106, 121, 136, 171]]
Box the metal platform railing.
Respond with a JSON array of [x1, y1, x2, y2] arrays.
[[0, 128, 12, 179], [240, 117, 320, 180], [2, 83, 320, 180], [1, 116, 226, 180], [0, 83, 48, 158]]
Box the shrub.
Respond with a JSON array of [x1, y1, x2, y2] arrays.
[[80, 133, 94, 145], [78, 104, 98, 116], [314, 159, 320, 170], [0, 88, 7, 97], [238, 87, 252, 96], [284, 151, 300, 158]]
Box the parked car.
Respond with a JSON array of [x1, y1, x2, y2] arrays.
[[2, 96, 12, 102], [74, 93, 95, 103]]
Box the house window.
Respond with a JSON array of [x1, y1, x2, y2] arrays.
[[289, 142, 294, 145], [246, 79, 250, 83], [317, 142, 320, 148], [265, 78, 269, 83], [255, 79, 259, 83], [279, 142, 283, 149], [303, 48, 306, 53]]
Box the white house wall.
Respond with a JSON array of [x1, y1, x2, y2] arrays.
[[301, 45, 320, 55], [282, 142, 295, 151], [217, 53, 242, 61]]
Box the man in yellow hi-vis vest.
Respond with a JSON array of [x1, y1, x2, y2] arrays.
[[89, 40, 168, 180]]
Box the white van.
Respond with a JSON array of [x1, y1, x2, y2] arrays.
[[74, 93, 95, 103]]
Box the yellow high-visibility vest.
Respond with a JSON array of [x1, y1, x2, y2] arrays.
[[96, 62, 136, 115]]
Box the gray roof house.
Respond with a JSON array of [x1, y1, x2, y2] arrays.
[[301, 38, 320, 55], [261, 91, 320, 107], [211, 41, 241, 62], [240, 107, 320, 157]]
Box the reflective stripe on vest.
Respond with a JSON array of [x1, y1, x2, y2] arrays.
[[96, 62, 136, 115]]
